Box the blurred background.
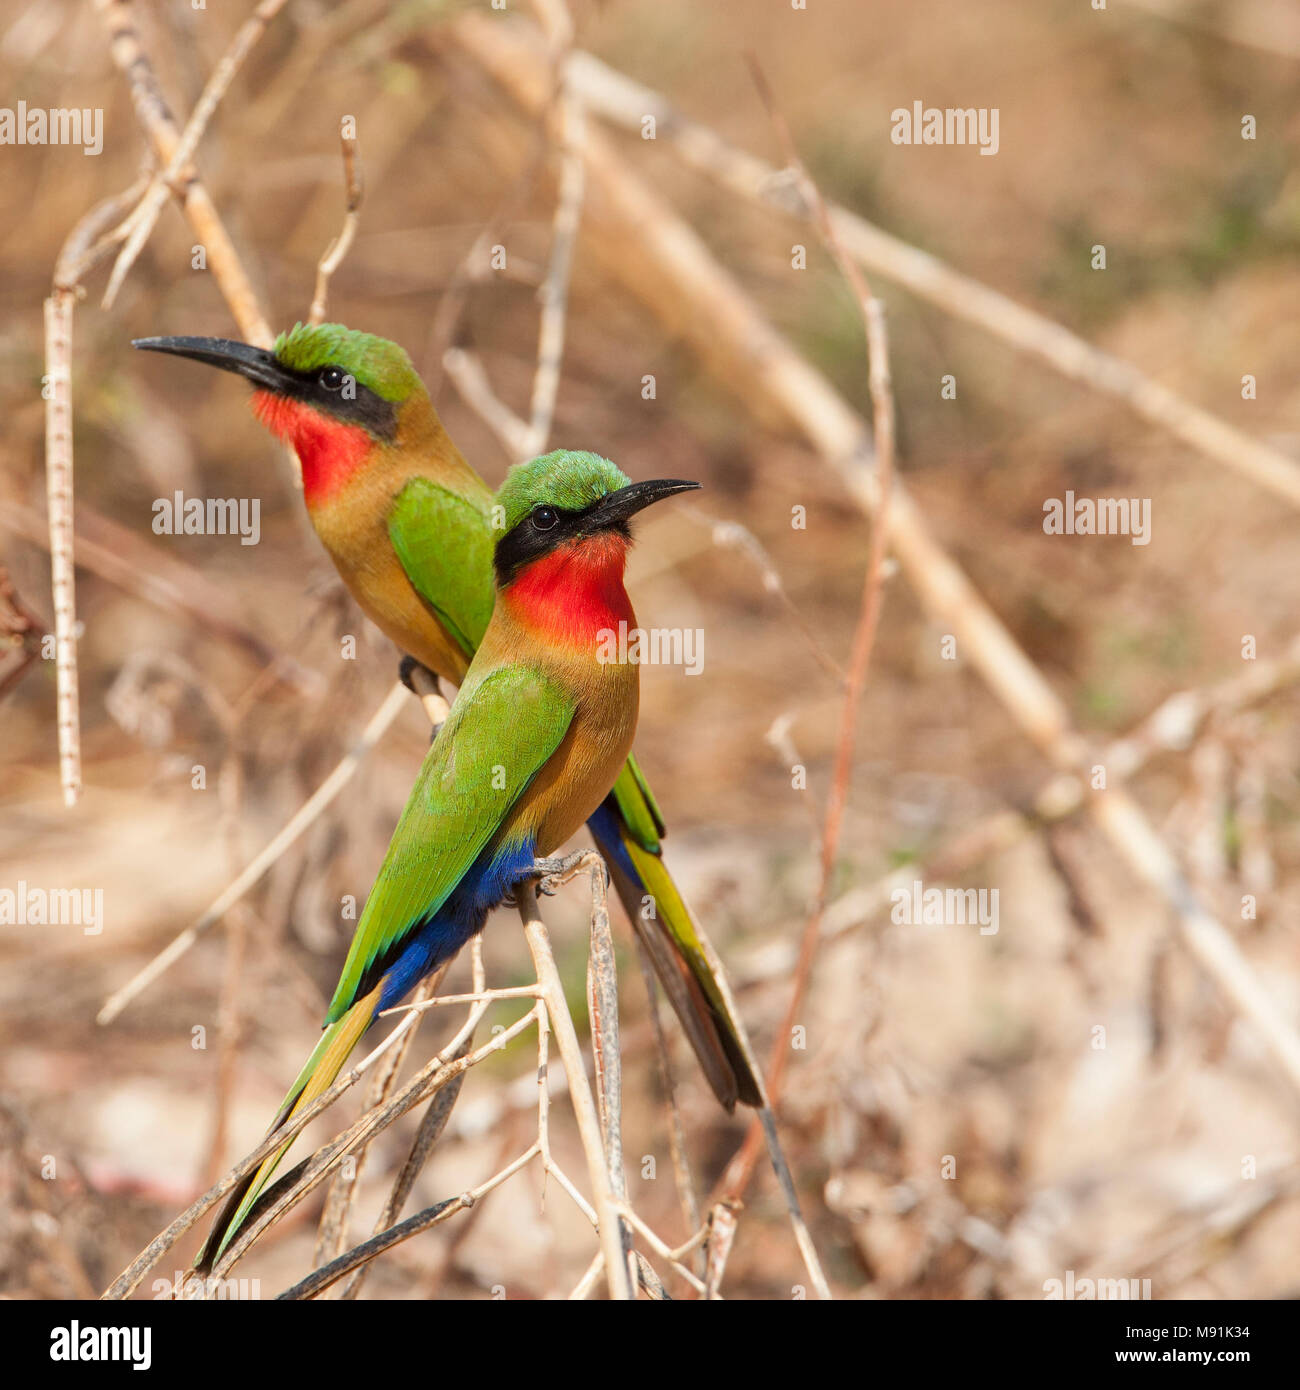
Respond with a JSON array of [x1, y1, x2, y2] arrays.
[[3, 0, 1300, 1299]]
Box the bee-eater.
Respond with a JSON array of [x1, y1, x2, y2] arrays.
[[193, 450, 697, 1270], [134, 325, 762, 1111]]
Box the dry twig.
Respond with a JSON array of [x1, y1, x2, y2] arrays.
[[740, 55, 897, 1145], [310, 128, 364, 325], [101, 0, 291, 310], [95, 0, 274, 346], [97, 681, 412, 1025]]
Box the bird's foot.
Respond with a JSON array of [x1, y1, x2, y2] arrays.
[[398, 654, 436, 696], [398, 657, 450, 741], [528, 849, 607, 897]]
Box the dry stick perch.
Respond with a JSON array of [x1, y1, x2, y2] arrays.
[[575, 852, 636, 1290], [221, 956, 648, 1297], [519, 884, 631, 1300], [204, 948, 612, 1292], [560, 43, 1300, 511], [255, 872, 635, 1301], [453, 14, 1300, 1112]]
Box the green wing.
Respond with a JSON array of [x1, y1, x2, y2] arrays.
[[610, 753, 666, 853], [325, 664, 575, 1023], [387, 477, 496, 658]]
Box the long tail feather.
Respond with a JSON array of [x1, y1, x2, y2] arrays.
[[590, 764, 764, 1111], [193, 983, 382, 1273]]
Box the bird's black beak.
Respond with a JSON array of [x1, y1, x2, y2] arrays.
[[132, 335, 294, 394], [590, 478, 700, 530]]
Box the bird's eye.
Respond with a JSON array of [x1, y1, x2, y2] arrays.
[[532, 506, 560, 531], [319, 366, 347, 390]]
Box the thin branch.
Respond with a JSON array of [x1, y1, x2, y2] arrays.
[[633, 941, 701, 1256], [523, 89, 585, 454], [715, 65, 894, 1283], [96, 681, 411, 1025], [101, 0, 291, 311], [310, 128, 364, 325], [38, 178, 147, 808], [41, 292, 78, 805], [314, 974, 438, 1277], [579, 854, 633, 1288], [101, 1006, 425, 1299], [277, 1144, 542, 1300], [207, 1003, 536, 1282], [95, 0, 274, 345], [518, 886, 634, 1300], [0, 500, 315, 688]]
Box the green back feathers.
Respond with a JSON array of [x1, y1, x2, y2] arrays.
[[273, 322, 423, 403], [496, 451, 631, 532]]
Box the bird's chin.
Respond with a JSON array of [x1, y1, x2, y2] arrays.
[[249, 388, 298, 443]]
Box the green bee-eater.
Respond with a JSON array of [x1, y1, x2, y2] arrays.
[[193, 450, 697, 1268], [134, 325, 762, 1112]]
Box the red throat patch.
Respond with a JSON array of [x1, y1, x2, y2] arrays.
[[504, 534, 634, 644], [251, 391, 371, 505]]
